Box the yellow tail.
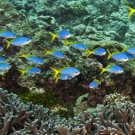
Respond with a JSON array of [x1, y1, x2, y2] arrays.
[[99, 67, 106, 75], [4, 39, 12, 49], [18, 53, 26, 58], [48, 32, 56, 43], [121, 46, 127, 52], [85, 50, 92, 58], [63, 39, 76, 46], [107, 49, 112, 59], [17, 69, 26, 77], [50, 67, 60, 79], [44, 48, 51, 56], [126, 5, 135, 17]]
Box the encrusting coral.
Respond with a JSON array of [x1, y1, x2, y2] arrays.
[[1, 88, 135, 135]]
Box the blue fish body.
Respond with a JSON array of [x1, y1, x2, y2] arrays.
[[27, 67, 41, 74], [57, 30, 71, 39], [0, 58, 6, 63], [26, 56, 44, 64], [0, 63, 11, 70], [106, 65, 123, 74], [58, 74, 72, 80], [89, 79, 100, 89], [123, 51, 135, 59], [11, 37, 31, 46], [51, 51, 64, 58], [60, 67, 80, 77], [126, 47, 135, 55], [0, 30, 16, 39], [71, 43, 88, 50], [111, 53, 129, 62], [0, 46, 3, 51], [93, 48, 106, 56]]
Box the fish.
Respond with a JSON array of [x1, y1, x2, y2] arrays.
[[85, 47, 106, 57], [18, 67, 41, 77], [55, 74, 72, 83], [19, 53, 44, 64], [44, 48, 64, 59], [123, 51, 135, 59], [0, 58, 6, 63], [49, 30, 71, 42], [4, 36, 31, 49], [126, 5, 135, 17], [89, 79, 101, 89], [122, 46, 135, 55], [50, 66, 80, 79], [0, 46, 3, 51], [0, 63, 11, 71], [107, 49, 129, 62], [0, 30, 16, 39], [100, 64, 124, 75]]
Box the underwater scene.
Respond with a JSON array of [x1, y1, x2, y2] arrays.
[[1, 0, 135, 134]]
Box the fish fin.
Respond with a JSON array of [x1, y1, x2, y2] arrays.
[[17, 69, 26, 77], [50, 67, 59, 79], [85, 50, 92, 58], [94, 79, 101, 84], [64, 60, 70, 67], [18, 52, 26, 58], [107, 49, 112, 59], [99, 67, 106, 75], [48, 32, 56, 43], [44, 48, 51, 56], [4, 39, 12, 49], [63, 39, 76, 46], [126, 5, 135, 17]]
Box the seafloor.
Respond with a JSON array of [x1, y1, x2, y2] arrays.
[[1, 0, 135, 134]]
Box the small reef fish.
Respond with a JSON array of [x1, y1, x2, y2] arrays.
[[0, 63, 11, 71], [64, 40, 88, 50], [49, 30, 71, 42], [0, 30, 16, 39], [0, 46, 3, 51], [4, 36, 31, 49], [44, 48, 64, 59], [107, 49, 129, 62], [50, 67, 80, 79], [55, 74, 72, 83], [19, 53, 44, 64], [85, 47, 106, 57], [0, 58, 6, 63], [100, 64, 124, 75], [126, 5, 135, 17], [123, 51, 135, 59], [122, 46, 135, 55], [89, 79, 101, 89], [18, 67, 41, 77]]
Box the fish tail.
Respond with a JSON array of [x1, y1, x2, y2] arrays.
[[44, 48, 50, 56], [99, 67, 106, 75], [48, 32, 56, 43], [4, 39, 11, 49], [126, 5, 135, 17], [85, 50, 92, 58], [18, 52, 26, 58], [50, 67, 59, 79], [64, 60, 70, 67], [17, 69, 26, 77], [55, 76, 59, 83], [122, 46, 127, 52], [107, 49, 111, 59]]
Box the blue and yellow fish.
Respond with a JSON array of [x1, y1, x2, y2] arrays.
[[44, 48, 64, 59], [4, 36, 31, 49], [55, 74, 72, 83], [18, 67, 41, 77], [0, 63, 11, 71], [89, 79, 101, 89], [100, 64, 124, 75], [122, 46, 135, 55], [0, 30, 16, 39], [50, 66, 80, 79], [49, 30, 71, 42], [19, 53, 44, 64]]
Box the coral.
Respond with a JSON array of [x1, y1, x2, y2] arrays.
[[103, 93, 132, 107]]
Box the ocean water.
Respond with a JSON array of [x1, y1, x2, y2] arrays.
[[1, 0, 135, 134]]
